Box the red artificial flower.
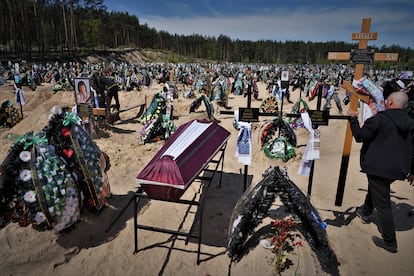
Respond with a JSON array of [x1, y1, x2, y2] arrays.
[[61, 127, 71, 137], [63, 148, 74, 158]]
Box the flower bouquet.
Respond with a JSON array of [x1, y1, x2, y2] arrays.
[[270, 216, 302, 274]]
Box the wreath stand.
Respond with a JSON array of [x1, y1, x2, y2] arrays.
[[106, 142, 227, 265]]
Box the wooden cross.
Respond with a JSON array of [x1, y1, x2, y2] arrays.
[[328, 18, 399, 206]]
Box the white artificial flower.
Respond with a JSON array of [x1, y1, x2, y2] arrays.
[[34, 212, 46, 223], [19, 151, 31, 162], [24, 190, 37, 203], [19, 169, 32, 182]]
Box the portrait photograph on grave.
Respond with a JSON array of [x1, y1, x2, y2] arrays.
[[74, 78, 92, 105]]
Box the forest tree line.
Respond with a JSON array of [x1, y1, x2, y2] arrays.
[[0, 0, 413, 69]]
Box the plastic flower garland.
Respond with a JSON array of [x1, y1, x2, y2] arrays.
[[259, 95, 279, 114], [44, 110, 109, 211], [288, 98, 309, 129], [0, 131, 80, 232], [189, 94, 214, 119], [263, 136, 295, 161], [71, 123, 107, 209], [32, 141, 80, 232], [139, 92, 166, 123], [0, 100, 22, 128], [139, 114, 176, 144], [260, 118, 297, 161], [227, 166, 339, 274]]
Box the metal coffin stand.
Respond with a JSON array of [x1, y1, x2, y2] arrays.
[[133, 142, 227, 265]]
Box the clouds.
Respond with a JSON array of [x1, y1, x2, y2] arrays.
[[104, 0, 414, 48]]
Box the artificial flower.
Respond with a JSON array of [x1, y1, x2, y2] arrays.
[[34, 212, 46, 223], [61, 127, 71, 137], [48, 145, 56, 154], [63, 148, 74, 158], [71, 197, 79, 207], [63, 206, 76, 217], [24, 190, 37, 203], [19, 151, 31, 162], [19, 169, 32, 182], [61, 215, 71, 225]]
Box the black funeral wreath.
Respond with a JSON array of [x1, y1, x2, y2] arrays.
[[227, 166, 339, 274]]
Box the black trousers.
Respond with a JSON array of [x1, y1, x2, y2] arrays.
[[363, 174, 396, 245], [106, 86, 120, 109]]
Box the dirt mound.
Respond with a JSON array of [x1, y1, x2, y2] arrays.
[[83, 48, 170, 64], [0, 48, 171, 65]]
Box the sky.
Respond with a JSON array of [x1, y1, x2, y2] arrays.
[[104, 0, 414, 49]]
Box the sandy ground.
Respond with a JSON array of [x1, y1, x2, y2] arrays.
[[0, 79, 413, 276]]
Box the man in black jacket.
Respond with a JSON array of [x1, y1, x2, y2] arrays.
[[348, 91, 414, 253]]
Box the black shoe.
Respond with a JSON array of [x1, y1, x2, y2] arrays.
[[372, 236, 398, 253], [356, 207, 372, 224]]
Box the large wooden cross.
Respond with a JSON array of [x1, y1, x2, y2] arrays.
[[328, 18, 399, 206]]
